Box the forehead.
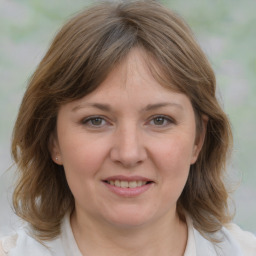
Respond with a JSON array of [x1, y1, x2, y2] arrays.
[[90, 47, 178, 96], [65, 48, 193, 114]]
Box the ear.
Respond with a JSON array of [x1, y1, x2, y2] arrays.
[[48, 132, 63, 165], [190, 115, 208, 164]]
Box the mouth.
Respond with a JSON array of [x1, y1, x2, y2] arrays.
[[103, 180, 154, 188], [102, 176, 154, 197]]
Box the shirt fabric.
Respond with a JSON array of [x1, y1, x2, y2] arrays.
[[0, 213, 255, 256]]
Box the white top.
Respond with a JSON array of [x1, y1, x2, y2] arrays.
[[0, 214, 255, 256]]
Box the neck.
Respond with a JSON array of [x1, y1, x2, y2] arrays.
[[70, 209, 188, 256]]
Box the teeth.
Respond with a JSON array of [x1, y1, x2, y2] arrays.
[[137, 181, 142, 187], [114, 180, 120, 187], [121, 181, 128, 188], [129, 181, 137, 188], [107, 180, 148, 188]]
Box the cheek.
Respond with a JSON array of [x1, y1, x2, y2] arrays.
[[154, 135, 194, 169], [57, 128, 110, 183], [61, 141, 106, 175], [151, 134, 195, 189], [59, 137, 109, 204]]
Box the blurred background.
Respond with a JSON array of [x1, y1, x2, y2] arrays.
[[0, 0, 255, 235]]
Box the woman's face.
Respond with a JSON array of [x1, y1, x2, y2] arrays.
[[51, 48, 205, 229]]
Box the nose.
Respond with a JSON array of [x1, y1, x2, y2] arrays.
[[110, 124, 147, 168]]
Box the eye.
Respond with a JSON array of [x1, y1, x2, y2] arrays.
[[148, 115, 174, 127], [82, 116, 108, 128]]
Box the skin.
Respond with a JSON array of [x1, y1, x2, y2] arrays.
[[50, 48, 206, 255]]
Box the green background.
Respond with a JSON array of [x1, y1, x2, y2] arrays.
[[0, 0, 255, 234]]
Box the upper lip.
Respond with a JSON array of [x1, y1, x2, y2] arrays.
[[103, 175, 154, 182]]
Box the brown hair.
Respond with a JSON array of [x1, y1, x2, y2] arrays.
[[12, 0, 233, 241]]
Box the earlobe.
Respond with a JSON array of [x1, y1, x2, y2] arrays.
[[48, 133, 63, 165], [190, 115, 208, 164], [54, 155, 62, 165]]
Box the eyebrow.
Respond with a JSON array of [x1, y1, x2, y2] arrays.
[[72, 102, 183, 112], [72, 103, 111, 112], [142, 102, 183, 112]]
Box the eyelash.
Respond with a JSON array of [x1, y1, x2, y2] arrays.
[[147, 115, 175, 127], [81, 115, 175, 128], [81, 116, 109, 128]]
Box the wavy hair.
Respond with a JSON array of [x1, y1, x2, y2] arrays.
[[12, 0, 233, 241]]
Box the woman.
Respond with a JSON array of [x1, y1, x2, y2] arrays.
[[0, 0, 255, 255]]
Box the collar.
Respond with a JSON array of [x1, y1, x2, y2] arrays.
[[60, 212, 243, 256]]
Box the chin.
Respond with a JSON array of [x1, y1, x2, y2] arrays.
[[103, 208, 156, 229], [108, 218, 149, 229]]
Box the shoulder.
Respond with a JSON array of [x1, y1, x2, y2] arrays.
[[186, 213, 256, 256], [0, 234, 18, 256], [225, 223, 256, 255], [0, 227, 58, 256]]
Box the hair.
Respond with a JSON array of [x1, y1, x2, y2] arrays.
[[12, 0, 233, 241]]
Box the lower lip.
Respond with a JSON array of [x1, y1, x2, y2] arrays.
[[103, 182, 153, 197]]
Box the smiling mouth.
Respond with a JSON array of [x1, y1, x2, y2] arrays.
[[104, 180, 153, 188]]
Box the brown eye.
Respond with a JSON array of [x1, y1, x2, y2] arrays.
[[153, 117, 166, 125], [82, 116, 107, 127], [149, 115, 173, 127], [90, 117, 104, 126]]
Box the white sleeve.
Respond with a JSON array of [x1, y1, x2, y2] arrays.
[[0, 241, 7, 256], [226, 223, 256, 256], [0, 234, 18, 256]]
